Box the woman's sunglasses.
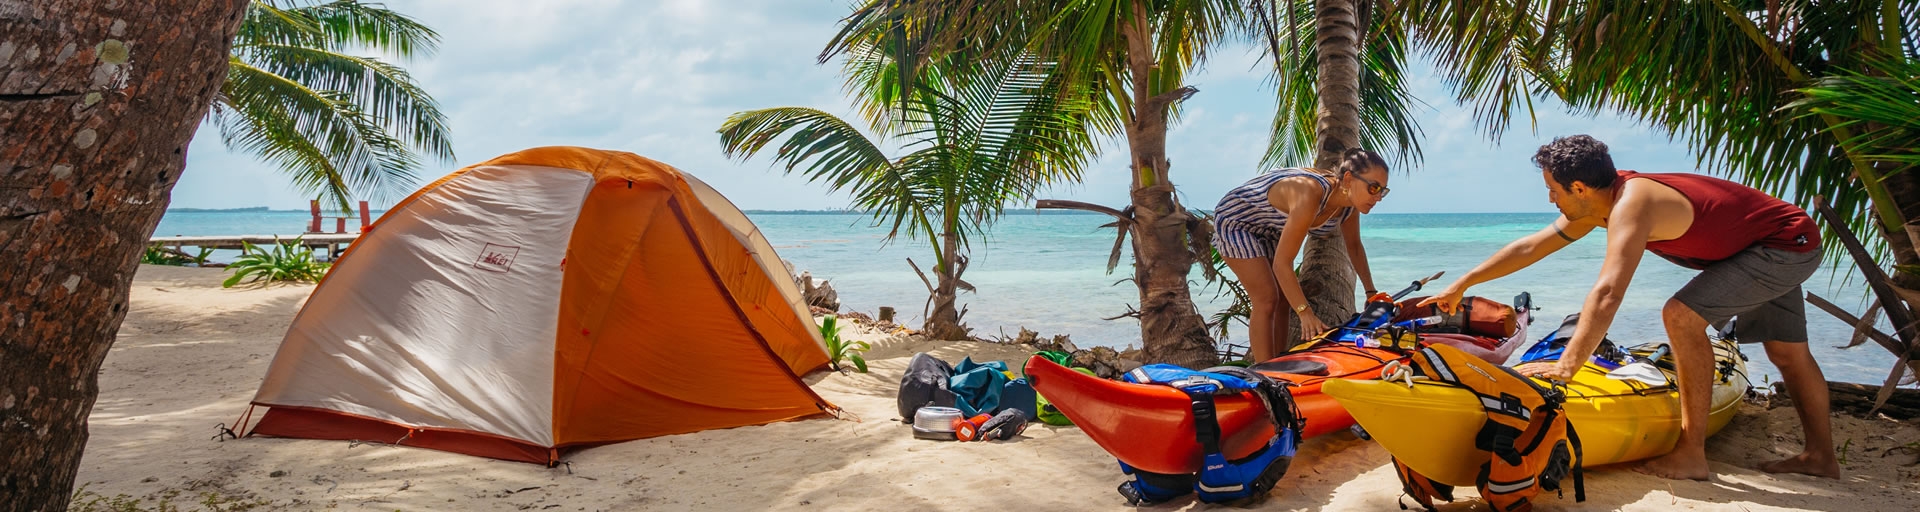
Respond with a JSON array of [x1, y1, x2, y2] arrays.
[[1353, 174, 1390, 197]]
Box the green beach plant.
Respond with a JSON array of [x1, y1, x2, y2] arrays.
[[222, 238, 331, 288], [820, 315, 871, 373], [141, 244, 215, 267], [720, 47, 1096, 340], [213, 0, 454, 211]]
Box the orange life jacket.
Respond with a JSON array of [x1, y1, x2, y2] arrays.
[[1393, 344, 1583, 512]]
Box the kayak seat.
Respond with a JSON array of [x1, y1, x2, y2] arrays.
[[1250, 359, 1329, 376]]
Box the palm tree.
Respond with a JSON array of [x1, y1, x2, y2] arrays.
[[822, 0, 1430, 366], [718, 53, 1097, 340], [213, 0, 453, 211], [1, 2, 254, 507]]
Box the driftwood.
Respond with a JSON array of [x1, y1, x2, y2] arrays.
[[797, 271, 840, 312], [1771, 381, 1920, 420]]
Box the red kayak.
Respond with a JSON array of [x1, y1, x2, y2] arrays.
[[1027, 296, 1530, 475]]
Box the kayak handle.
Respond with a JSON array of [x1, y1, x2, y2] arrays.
[[1381, 360, 1420, 388], [1644, 344, 1672, 365]]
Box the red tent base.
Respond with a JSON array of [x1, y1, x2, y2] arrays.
[[248, 406, 556, 464]]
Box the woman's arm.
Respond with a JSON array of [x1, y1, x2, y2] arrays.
[[1339, 212, 1376, 294]]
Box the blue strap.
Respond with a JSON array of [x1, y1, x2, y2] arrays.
[[1122, 364, 1260, 395]]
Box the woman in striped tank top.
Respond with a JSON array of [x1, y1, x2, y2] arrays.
[[1213, 148, 1391, 362]]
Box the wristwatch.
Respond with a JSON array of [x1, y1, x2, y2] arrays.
[[1292, 304, 1309, 313]]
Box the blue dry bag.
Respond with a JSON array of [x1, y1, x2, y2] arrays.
[[1112, 364, 1303, 505]]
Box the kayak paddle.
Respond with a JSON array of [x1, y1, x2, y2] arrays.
[[1606, 344, 1672, 386]]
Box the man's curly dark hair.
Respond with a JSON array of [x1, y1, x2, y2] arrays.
[[1533, 135, 1616, 189]]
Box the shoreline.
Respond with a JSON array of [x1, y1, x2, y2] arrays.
[[72, 265, 1920, 510]]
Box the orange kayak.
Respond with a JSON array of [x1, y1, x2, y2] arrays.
[[1025, 346, 1399, 475], [1026, 298, 1531, 475]]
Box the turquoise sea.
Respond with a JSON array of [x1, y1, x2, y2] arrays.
[[155, 209, 1906, 386]]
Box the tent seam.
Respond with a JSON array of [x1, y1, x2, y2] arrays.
[[552, 153, 637, 452]]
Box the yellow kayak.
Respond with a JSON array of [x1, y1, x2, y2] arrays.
[[1324, 337, 1749, 487]]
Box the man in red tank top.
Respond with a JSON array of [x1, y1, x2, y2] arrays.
[[1420, 135, 1839, 480]]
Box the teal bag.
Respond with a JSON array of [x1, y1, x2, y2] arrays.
[[949, 357, 1009, 417]]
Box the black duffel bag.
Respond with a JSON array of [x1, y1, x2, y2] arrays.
[[897, 352, 959, 421]]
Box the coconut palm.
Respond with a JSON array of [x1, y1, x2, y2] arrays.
[[719, 52, 1097, 340], [212, 0, 453, 211], [821, 0, 1431, 366]]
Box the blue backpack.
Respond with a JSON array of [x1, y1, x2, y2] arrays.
[[1112, 364, 1304, 505]]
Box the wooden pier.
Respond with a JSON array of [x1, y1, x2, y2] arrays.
[[148, 234, 360, 259]]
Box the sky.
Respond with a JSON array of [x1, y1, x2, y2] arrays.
[[171, 0, 1706, 214]]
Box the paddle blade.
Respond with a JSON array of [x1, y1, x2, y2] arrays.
[[1606, 362, 1670, 386]]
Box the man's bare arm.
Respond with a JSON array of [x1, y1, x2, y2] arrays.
[[1540, 200, 1650, 378], [1421, 216, 1595, 311]]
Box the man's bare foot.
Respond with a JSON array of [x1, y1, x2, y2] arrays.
[[1636, 451, 1711, 480], [1759, 452, 1841, 479]]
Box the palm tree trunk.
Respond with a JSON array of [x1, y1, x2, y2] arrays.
[[0, 1, 250, 509], [1121, 0, 1216, 368], [925, 230, 971, 340], [1296, 0, 1365, 342]]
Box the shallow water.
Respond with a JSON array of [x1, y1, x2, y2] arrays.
[[155, 209, 1908, 385]]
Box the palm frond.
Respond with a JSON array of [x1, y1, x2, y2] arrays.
[[243, 0, 440, 58], [219, 0, 450, 210], [1788, 58, 1920, 171], [220, 58, 419, 209], [718, 107, 934, 238], [1262, 0, 1426, 170], [239, 42, 453, 162]]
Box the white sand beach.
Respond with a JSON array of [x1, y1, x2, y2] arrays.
[[72, 265, 1920, 511]]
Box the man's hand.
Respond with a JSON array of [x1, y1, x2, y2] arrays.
[[1417, 286, 1467, 314], [1515, 361, 1577, 382]]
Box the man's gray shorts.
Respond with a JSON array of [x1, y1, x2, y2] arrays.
[[1673, 245, 1821, 344]]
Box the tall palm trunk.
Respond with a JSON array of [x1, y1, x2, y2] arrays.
[[925, 228, 972, 340], [1296, 0, 1365, 340], [1122, 0, 1216, 368], [0, 1, 251, 509]]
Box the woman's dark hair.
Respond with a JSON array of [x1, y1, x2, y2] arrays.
[[1335, 148, 1387, 177], [1534, 135, 1616, 189]]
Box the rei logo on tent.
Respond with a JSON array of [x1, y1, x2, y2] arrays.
[[474, 243, 519, 273]]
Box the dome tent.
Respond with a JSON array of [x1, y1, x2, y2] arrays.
[[244, 147, 837, 464]]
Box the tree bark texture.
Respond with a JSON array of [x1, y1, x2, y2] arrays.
[[0, 1, 248, 509], [1295, 0, 1364, 338], [1121, 0, 1215, 368], [924, 231, 971, 340]]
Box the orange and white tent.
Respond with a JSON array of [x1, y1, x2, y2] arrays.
[[243, 147, 837, 464]]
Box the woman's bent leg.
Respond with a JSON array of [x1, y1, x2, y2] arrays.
[[1224, 256, 1284, 362]]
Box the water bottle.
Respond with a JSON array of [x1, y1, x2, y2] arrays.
[[1408, 315, 1444, 327]]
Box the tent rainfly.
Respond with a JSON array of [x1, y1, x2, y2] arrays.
[[242, 147, 838, 464]]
